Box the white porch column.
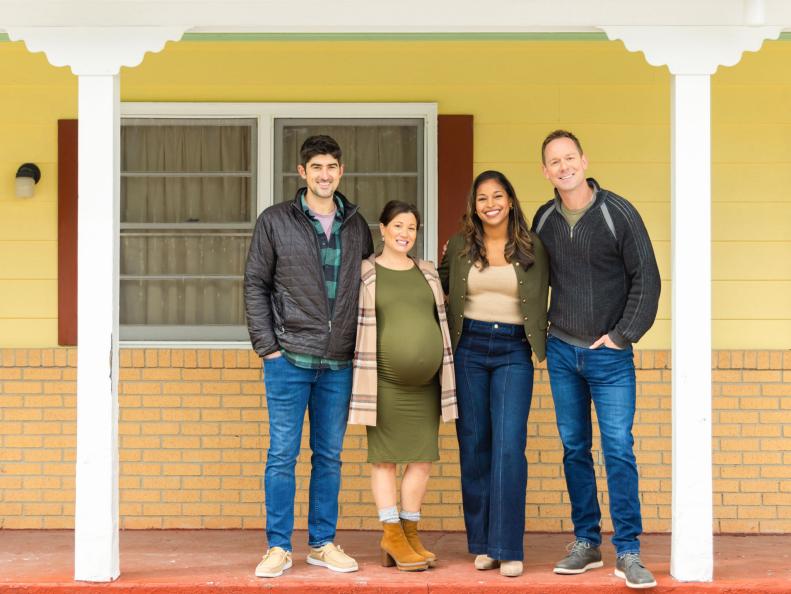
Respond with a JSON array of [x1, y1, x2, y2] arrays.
[[5, 26, 187, 582], [601, 25, 780, 583], [74, 72, 122, 581], [669, 72, 713, 582]]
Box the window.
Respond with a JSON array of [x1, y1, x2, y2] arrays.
[[120, 118, 257, 341], [120, 103, 437, 344]]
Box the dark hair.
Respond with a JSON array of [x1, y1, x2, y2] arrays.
[[299, 135, 342, 167], [541, 129, 584, 164], [379, 200, 421, 228], [462, 170, 534, 269]]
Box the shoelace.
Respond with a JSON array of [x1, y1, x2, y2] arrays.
[[263, 549, 289, 561], [619, 552, 644, 567], [566, 540, 591, 554], [319, 543, 345, 556]]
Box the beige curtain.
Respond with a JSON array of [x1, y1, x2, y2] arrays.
[[120, 121, 254, 335]]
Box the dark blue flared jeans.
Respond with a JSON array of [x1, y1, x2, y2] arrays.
[[454, 319, 534, 561]]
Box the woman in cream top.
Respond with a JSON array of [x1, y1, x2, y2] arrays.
[[438, 170, 549, 578]]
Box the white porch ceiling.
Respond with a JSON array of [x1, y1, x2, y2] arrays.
[[0, 0, 790, 31]]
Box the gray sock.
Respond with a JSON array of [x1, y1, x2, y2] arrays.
[[399, 509, 420, 522], [378, 506, 399, 524]]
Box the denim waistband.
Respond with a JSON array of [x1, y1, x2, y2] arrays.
[[462, 317, 526, 338]]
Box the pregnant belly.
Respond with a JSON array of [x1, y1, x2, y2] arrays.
[[377, 325, 443, 386]]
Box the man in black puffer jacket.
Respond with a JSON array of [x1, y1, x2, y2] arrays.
[[244, 135, 373, 578], [533, 130, 660, 590]]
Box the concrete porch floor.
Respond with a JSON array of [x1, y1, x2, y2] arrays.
[[0, 530, 788, 593]]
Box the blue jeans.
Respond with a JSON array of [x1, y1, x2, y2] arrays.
[[262, 356, 352, 552], [546, 334, 642, 555], [454, 319, 534, 561]]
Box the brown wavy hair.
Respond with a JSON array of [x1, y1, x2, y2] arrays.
[[462, 170, 535, 269]]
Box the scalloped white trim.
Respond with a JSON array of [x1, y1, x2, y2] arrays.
[[5, 27, 188, 75], [600, 26, 782, 74]]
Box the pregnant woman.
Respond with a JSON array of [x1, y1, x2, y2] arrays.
[[349, 200, 458, 571]]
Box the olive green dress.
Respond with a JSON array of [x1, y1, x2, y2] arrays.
[[367, 264, 444, 463]]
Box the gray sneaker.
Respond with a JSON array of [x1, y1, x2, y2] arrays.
[[615, 553, 657, 589], [553, 540, 603, 574]]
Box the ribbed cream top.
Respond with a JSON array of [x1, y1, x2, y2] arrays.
[[463, 263, 522, 325]]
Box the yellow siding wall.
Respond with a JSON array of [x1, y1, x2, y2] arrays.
[[0, 44, 75, 346], [0, 39, 789, 348]]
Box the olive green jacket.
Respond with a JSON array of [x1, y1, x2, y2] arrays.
[[437, 232, 550, 362]]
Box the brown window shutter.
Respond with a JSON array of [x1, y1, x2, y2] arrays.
[[58, 119, 78, 346], [437, 114, 473, 262]]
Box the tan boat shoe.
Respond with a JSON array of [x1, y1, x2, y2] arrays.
[[307, 542, 359, 573], [255, 546, 292, 578]]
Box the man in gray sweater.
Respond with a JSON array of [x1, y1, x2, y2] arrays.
[[532, 130, 660, 589]]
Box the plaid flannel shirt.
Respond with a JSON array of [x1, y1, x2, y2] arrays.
[[281, 191, 350, 370]]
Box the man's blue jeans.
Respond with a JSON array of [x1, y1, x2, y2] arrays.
[[262, 356, 352, 552], [546, 334, 642, 555], [454, 319, 534, 561]]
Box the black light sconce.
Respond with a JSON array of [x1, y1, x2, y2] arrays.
[[16, 163, 41, 198]]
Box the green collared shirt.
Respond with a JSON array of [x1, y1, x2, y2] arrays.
[[281, 191, 351, 370]]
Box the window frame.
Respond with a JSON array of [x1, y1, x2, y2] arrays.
[[120, 101, 438, 348]]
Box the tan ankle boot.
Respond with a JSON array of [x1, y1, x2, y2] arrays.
[[380, 522, 428, 571], [400, 519, 437, 567]]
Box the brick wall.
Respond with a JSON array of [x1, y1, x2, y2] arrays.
[[0, 348, 789, 532]]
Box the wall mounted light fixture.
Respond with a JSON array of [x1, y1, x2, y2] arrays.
[[16, 163, 41, 199]]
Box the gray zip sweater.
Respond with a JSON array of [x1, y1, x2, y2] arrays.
[[532, 178, 661, 348]]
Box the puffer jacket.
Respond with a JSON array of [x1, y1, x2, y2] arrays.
[[244, 189, 373, 359]]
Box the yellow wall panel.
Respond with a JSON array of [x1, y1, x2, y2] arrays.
[[558, 85, 669, 124], [0, 124, 61, 164], [713, 321, 791, 350], [0, 281, 57, 317], [714, 123, 791, 163], [0, 85, 77, 124], [441, 86, 561, 125], [714, 204, 791, 242], [713, 85, 791, 124], [713, 243, 791, 281], [713, 164, 791, 203], [0, 243, 57, 279], [0, 319, 57, 346], [0, 203, 58, 241], [713, 281, 791, 320]]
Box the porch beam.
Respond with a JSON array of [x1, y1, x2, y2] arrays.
[[3, 0, 791, 29]]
